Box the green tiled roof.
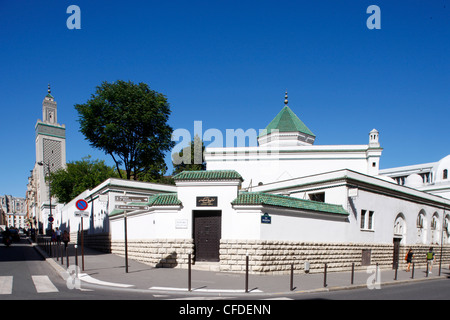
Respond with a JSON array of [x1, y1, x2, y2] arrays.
[[173, 170, 243, 181], [146, 193, 182, 206], [260, 106, 315, 137], [232, 192, 348, 216]]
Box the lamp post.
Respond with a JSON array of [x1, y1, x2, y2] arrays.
[[37, 161, 53, 235]]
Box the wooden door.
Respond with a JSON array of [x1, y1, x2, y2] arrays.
[[393, 238, 401, 269], [193, 211, 221, 262]]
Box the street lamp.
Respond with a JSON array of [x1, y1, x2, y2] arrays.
[[38, 161, 53, 235]]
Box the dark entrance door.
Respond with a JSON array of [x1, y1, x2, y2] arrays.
[[193, 210, 221, 262], [393, 238, 401, 269]]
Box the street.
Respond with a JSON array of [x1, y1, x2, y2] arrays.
[[1, 236, 449, 302]]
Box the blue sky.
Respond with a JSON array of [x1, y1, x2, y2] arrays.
[[0, 0, 449, 198]]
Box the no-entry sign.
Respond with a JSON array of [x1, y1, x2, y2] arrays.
[[76, 199, 88, 211]]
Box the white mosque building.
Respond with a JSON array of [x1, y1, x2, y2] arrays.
[[56, 93, 449, 274]]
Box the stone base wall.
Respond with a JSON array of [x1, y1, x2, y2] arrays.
[[77, 234, 450, 274], [110, 239, 194, 269], [219, 240, 450, 274]]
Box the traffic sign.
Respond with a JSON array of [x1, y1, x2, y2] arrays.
[[48, 216, 54, 223], [115, 196, 148, 203], [74, 211, 89, 217], [76, 199, 88, 211], [115, 205, 149, 211]]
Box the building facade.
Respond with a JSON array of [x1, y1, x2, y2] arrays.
[[54, 93, 450, 274], [26, 85, 66, 234], [0, 195, 27, 229]]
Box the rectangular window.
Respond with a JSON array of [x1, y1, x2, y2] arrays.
[[309, 192, 325, 202], [360, 210, 366, 229], [368, 211, 374, 230]]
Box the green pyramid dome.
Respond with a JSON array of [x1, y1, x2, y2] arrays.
[[260, 106, 315, 137]]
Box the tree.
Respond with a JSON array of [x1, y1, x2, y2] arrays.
[[48, 156, 119, 203], [75, 80, 174, 181], [172, 135, 206, 175]]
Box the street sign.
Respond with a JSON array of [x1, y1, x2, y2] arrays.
[[74, 211, 89, 217], [115, 196, 148, 203], [48, 216, 54, 223], [261, 213, 271, 224], [115, 205, 149, 211], [76, 199, 88, 211]]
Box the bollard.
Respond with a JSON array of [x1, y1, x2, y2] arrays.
[[188, 254, 192, 292], [66, 245, 69, 268], [61, 244, 64, 265], [411, 262, 415, 279], [75, 245, 78, 268], [56, 243, 59, 261], [290, 263, 294, 291], [245, 253, 249, 293], [426, 260, 429, 277], [323, 263, 328, 288], [351, 263, 355, 285], [394, 263, 398, 280], [375, 263, 379, 283]]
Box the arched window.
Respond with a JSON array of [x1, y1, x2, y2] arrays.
[[431, 213, 440, 244], [417, 210, 427, 244], [443, 169, 448, 180], [444, 215, 450, 244], [394, 213, 406, 237], [417, 211, 425, 228]]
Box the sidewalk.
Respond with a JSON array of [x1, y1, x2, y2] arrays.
[[34, 241, 450, 297]]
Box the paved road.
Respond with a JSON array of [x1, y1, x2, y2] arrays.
[[0, 237, 157, 300], [2, 237, 450, 303]]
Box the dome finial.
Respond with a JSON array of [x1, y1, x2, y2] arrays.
[[48, 83, 51, 94], [284, 90, 288, 106]]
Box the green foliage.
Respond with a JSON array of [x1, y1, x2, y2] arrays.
[[75, 80, 175, 181], [172, 134, 206, 175], [48, 156, 119, 203]]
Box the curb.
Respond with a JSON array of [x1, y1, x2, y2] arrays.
[[30, 239, 449, 297], [30, 239, 69, 281]]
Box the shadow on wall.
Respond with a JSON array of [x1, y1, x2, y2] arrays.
[[156, 252, 178, 268]]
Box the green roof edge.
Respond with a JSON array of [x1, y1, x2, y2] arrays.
[[232, 192, 348, 216]]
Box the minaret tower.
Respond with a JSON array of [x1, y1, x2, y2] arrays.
[[367, 128, 382, 176], [34, 84, 66, 232]]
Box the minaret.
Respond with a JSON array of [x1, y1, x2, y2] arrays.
[[34, 85, 66, 232], [367, 129, 382, 176]]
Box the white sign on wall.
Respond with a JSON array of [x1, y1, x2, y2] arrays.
[[175, 219, 188, 229]]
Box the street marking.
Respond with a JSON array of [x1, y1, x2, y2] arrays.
[[261, 297, 294, 300], [78, 273, 134, 288], [0, 276, 13, 294], [32, 275, 59, 293], [149, 286, 263, 293], [167, 297, 234, 300]]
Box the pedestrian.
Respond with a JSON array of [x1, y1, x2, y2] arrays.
[[62, 230, 70, 249], [426, 247, 435, 274], [405, 248, 414, 272], [55, 227, 61, 245]]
